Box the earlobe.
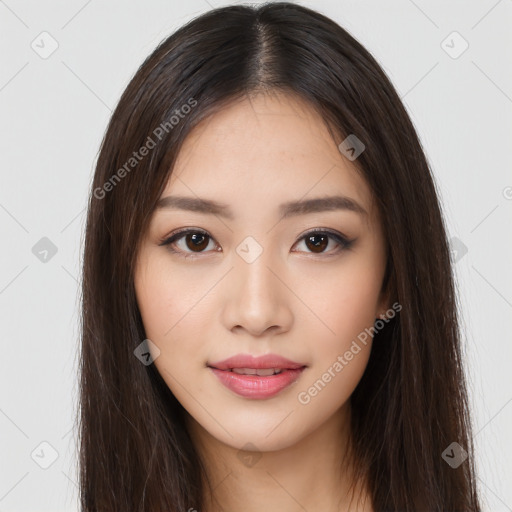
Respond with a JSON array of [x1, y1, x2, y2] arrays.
[[376, 267, 396, 321], [375, 288, 391, 320]]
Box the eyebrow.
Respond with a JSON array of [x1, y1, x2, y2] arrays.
[[155, 194, 367, 219]]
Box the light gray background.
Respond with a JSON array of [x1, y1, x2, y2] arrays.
[[1, 0, 511, 510]]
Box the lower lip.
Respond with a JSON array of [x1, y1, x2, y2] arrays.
[[209, 367, 306, 399]]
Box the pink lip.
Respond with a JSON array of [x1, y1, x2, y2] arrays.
[[207, 353, 307, 399], [208, 353, 305, 370]]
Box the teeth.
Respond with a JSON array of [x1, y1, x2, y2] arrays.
[[232, 367, 257, 375], [231, 368, 283, 376]]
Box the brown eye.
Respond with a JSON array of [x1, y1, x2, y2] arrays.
[[294, 230, 352, 255], [304, 233, 329, 253], [184, 232, 210, 252], [159, 229, 218, 257], [160, 228, 353, 259]]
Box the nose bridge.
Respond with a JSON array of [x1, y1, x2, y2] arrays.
[[224, 237, 290, 334], [235, 241, 279, 304]]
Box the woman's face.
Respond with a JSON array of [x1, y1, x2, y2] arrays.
[[134, 92, 389, 452]]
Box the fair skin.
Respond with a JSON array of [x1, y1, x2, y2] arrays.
[[134, 91, 390, 511]]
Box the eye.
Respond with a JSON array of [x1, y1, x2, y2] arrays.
[[159, 228, 218, 258], [292, 229, 354, 255], [159, 228, 354, 258]]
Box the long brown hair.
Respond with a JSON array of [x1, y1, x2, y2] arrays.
[[78, 2, 481, 510]]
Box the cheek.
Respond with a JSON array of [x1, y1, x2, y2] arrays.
[[297, 255, 383, 353], [328, 268, 381, 343], [293, 266, 379, 425], [134, 253, 216, 381], [291, 250, 384, 414], [136, 250, 200, 337]]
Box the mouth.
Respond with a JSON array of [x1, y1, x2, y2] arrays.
[[207, 353, 307, 399], [228, 367, 288, 376]]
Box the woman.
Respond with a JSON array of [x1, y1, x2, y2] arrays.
[[79, 2, 481, 510]]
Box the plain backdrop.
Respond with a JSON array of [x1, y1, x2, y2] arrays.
[[1, 0, 511, 510]]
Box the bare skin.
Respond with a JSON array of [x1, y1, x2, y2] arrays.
[[134, 91, 389, 511]]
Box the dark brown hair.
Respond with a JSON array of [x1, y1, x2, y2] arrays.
[[78, 2, 481, 510]]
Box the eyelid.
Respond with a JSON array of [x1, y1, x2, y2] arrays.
[[158, 227, 214, 259], [299, 227, 350, 243], [294, 228, 354, 256], [159, 226, 209, 242], [158, 226, 354, 257]]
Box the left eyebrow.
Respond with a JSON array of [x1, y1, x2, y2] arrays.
[[155, 194, 367, 219], [279, 195, 367, 218]]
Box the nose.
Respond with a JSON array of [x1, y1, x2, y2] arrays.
[[221, 249, 293, 337]]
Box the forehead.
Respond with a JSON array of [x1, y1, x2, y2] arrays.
[[163, 92, 376, 223]]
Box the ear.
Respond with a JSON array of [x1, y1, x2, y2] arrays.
[[375, 263, 395, 320], [376, 292, 391, 320]]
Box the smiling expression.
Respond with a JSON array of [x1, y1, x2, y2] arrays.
[[134, 91, 390, 451]]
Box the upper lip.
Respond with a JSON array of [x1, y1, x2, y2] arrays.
[[208, 353, 306, 371]]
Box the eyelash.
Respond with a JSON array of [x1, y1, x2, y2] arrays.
[[158, 227, 355, 259]]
